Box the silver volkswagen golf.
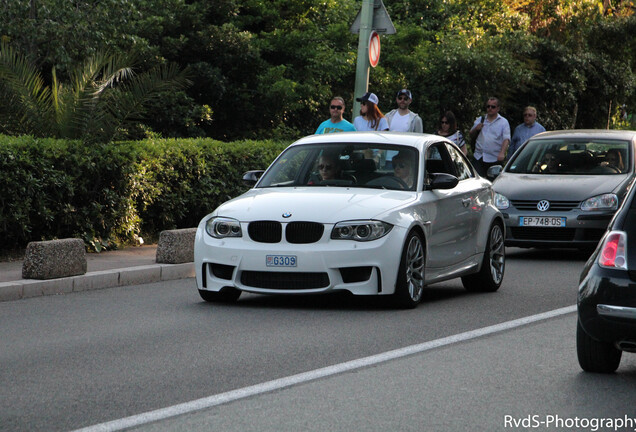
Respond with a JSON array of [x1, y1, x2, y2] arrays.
[[490, 130, 636, 250]]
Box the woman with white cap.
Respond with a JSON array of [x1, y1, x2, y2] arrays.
[[353, 92, 389, 131]]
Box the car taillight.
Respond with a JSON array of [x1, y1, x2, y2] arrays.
[[598, 231, 628, 270]]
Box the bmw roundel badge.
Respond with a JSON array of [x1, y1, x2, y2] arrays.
[[282, 212, 292, 218]]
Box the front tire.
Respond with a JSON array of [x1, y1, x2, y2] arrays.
[[576, 320, 621, 373], [462, 221, 505, 292], [198, 287, 241, 303], [393, 230, 426, 309]]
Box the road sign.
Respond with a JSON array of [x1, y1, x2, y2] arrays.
[[352, 0, 395, 119], [350, 0, 396, 34], [369, 31, 380, 68]]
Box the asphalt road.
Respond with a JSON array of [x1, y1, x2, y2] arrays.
[[2, 248, 636, 432]]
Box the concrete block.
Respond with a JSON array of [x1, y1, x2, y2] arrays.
[[161, 263, 195, 281], [22, 238, 86, 280], [119, 265, 162, 286], [156, 228, 196, 264]]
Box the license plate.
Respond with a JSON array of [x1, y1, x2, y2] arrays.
[[520, 216, 566, 227], [266, 255, 297, 267]]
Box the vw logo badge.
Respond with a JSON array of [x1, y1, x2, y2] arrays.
[[537, 200, 550, 211], [282, 212, 292, 218]]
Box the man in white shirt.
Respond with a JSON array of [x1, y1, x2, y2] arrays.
[[385, 89, 423, 133], [469, 97, 511, 177]]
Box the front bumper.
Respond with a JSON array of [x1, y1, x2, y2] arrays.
[[501, 210, 613, 248], [194, 224, 407, 296]]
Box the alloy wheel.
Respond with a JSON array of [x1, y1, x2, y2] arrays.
[[405, 235, 425, 301], [489, 224, 505, 285]]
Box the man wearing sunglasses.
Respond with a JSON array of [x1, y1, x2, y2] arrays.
[[315, 96, 357, 134], [385, 89, 423, 133], [469, 97, 511, 176], [509, 106, 546, 156]]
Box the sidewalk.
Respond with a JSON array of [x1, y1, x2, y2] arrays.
[[0, 244, 194, 302]]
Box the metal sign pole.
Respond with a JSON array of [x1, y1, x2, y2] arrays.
[[352, 0, 374, 120]]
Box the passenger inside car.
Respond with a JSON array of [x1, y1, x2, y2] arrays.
[[532, 151, 560, 173], [306, 151, 356, 185], [318, 153, 341, 180]]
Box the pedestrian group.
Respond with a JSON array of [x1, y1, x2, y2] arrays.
[[315, 90, 546, 176]]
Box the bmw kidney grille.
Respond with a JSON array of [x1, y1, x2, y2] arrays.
[[248, 221, 324, 243]]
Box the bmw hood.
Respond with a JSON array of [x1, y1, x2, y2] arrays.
[[492, 172, 631, 201], [210, 188, 417, 223]]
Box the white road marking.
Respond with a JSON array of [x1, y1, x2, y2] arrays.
[[72, 305, 576, 432]]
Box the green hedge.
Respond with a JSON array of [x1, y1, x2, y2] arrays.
[[0, 135, 288, 251]]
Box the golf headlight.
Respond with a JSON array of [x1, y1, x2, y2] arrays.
[[331, 220, 393, 241], [206, 217, 242, 238], [581, 193, 618, 211], [494, 192, 510, 210]]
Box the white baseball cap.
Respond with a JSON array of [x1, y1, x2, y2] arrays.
[[356, 92, 379, 105]]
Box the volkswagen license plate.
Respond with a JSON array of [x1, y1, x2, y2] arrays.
[[266, 255, 297, 267], [520, 216, 566, 227]]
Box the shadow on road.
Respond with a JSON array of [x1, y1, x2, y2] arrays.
[[192, 281, 483, 312], [506, 246, 593, 262]]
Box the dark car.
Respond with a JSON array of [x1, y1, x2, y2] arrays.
[[491, 130, 636, 250], [577, 178, 636, 373]]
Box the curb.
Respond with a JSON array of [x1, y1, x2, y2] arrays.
[[0, 262, 194, 302]]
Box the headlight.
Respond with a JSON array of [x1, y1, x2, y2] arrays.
[[331, 220, 393, 241], [580, 193, 618, 211], [494, 192, 510, 210], [205, 217, 242, 238]]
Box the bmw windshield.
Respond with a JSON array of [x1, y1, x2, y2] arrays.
[[257, 143, 419, 191]]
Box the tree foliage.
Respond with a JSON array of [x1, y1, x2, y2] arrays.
[[0, 42, 191, 143], [0, 0, 635, 141]]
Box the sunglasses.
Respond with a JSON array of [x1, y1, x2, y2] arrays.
[[330, 105, 343, 110], [397, 96, 409, 101], [318, 164, 333, 170], [440, 120, 449, 124], [486, 105, 498, 109], [395, 162, 408, 169], [523, 113, 534, 117], [360, 101, 367, 106]]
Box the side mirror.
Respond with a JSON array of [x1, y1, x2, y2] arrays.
[[487, 165, 503, 180], [242, 170, 265, 187], [428, 173, 459, 190]]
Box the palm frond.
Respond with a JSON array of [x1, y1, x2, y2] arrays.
[[0, 43, 192, 143], [83, 63, 191, 142], [0, 41, 55, 136]]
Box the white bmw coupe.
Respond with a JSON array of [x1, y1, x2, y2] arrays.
[[194, 132, 505, 308]]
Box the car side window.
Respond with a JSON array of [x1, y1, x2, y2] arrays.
[[425, 143, 456, 185], [445, 143, 473, 180]]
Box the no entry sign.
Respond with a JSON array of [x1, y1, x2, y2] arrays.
[[368, 31, 380, 68]]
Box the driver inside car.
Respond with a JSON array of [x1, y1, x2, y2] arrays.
[[392, 151, 415, 189]]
